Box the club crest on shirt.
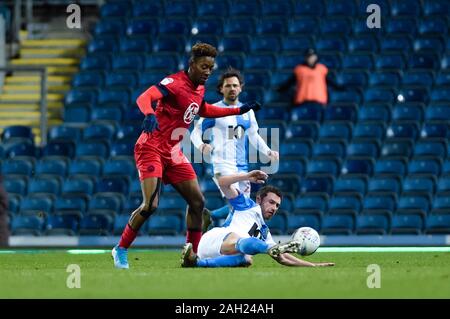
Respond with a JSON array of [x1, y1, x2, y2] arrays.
[[183, 102, 200, 124], [160, 77, 174, 86]]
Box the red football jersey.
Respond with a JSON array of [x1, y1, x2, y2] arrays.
[[138, 70, 205, 151]]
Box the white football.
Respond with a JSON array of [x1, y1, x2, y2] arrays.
[[292, 227, 320, 256]]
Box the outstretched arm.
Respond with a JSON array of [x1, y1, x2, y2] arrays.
[[199, 101, 261, 118], [218, 170, 268, 199], [136, 85, 164, 115], [272, 253, 334, 267]]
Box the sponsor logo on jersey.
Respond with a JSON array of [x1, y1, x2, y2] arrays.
[[183, 102, 200, 124], [160, 77, 174, 86]]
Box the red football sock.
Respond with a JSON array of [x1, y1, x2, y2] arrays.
[[118, 224, 138, 249], [186, 230, 202, 253]]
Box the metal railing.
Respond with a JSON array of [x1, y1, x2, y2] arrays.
[[0, 66, 48, 146]]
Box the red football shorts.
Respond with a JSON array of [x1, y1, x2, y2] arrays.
[[134, 141, 197, 185]]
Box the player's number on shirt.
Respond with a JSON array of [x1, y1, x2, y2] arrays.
[[228, 125, 246, 140]]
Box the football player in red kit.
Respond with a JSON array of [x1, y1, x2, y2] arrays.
[[112, 43, 261, 269]]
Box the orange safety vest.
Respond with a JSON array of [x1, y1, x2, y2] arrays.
[[293, 63, 328, 105]]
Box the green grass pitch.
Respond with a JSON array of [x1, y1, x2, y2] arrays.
[[0, 250, 449, 298]]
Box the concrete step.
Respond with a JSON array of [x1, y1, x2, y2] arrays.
[[20, 48, 85, 58], [0, 102, 63, 110], [2, 84, 70, 94], [10, 57, 79, 66], [0, 93, 64, 102], [5, 75, 71, 84], [21, 39, 86, 48]]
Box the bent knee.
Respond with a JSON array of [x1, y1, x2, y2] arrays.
[[188, 196, 205, 213]]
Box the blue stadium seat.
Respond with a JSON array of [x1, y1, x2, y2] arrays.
[[94, 19, 125, 37], [3, 176, 28, 196], [375, 54, 406, 70], [390, 214, 423, 234], [396, 194, 431, 218], [294, 194, 328, 216], [63, 105, 91, 124], [192, 18, 224, 36], [421, 123, 448, 140], [380, 139, 413, 158], [414, 37, 445, 54], [103, 159, 136, 177], [368, 177, 401, 196], [279, 141, 312, 160], [42, 141, 75, 159], [270, 175, 301, 194], [398, 88, 429, 104], [369, 71, 400, 87], [229, 0, 260, 17], [11, 215, 45, 236], [147, 215, 182, 235], [64, 88, 97, 105], [20, 195, 53, 216], [316, 37, 347, 53], [392, 104, 424, 122], [321, 215, 354, 235], [287, 213, 321, 234], [318, 122, 352, 142], [7, 194, 21, 214], [126, 19, 158, 37], [413, 140, 446, 158], [324, 105, 357, 123], [45, 215, 78, 236], [105, 72, 138, 88], [293, 0, 324, 16], [113, 214, 130, 235], [76, 141, 109, 159], [341, 157, 374, 177], [330, 89, 363, 104], [157, 194, 187, 211], [80, 54, 111, 71], [139, 71, 166, 87], [110, 142, 134, 158], [347, 35, 379, 53], [266, 213, 287, 235], [250, 36, 281, 53], [306, 158, 340, 177], [403, 176, 436, 195], [386, 122, 420, 141], [353, 123, 385, 141], [28, 177, 61, 196], [430, 87, 450, 103], [287, 18, 318, 35], [96, 177, 130, 196], [218, 36, 250, 53], [319, 53, 342, 69], [89, 193, 124, 213], [425, 215, 450, 234], [48, 125, 82, 143], [423, 0, 450, 16], [35, 158, 68, 177], [402, 71, 434, 87], [380, 35, 412, 52], [363, 194, 396, 216], [347, 141, 379, 158], [62, 177, 95, 197], [328, 194, 362, 215], [91, 105, 123, 122], [3, 140, 36, 158], [333, 176, 367, 196], [408, 53, 439, 70], [244, 54, 276, 70], [100, 1, 129, 18], [336, 71, 368, 88], [437, 177, 450, 194], [408, 158, 441, 177], [419, 17, 448, 35], [79, 214, 112, 236], [2, 158, 34, 177], [312, 141, 346, 158], [256, 18, 286, 35], [291, 103, 323, 122], [356, 214, 389, 234], [358, 104, 390, 123], [224, 17, 256, 35], [97, 89, 130, 106], [87, 37, 118, 54], [374, 158, 408, 177], [54, 196, 87, 217], [386, 17, 417, 34], [364, 88, 396, 104], [1, 125, 33, 143], [300, 176, 333, 196], [435, 72, 450, 86], [144, 54, 178, 71], [83, 123, 115, 142], [320, 18, 352, 35], [342, 54, 374, 70], [326, 0, 356, 16], [391, 0, 421, 17], [131, 1, 162, 18], [285, 122, 319, 141], [72, 71, 104, 88], [69, 159, 102, 176], [119, 37, 151, 53], [164, 0, 196, 17], [197, 0, 229, 17], [261, 0, 293, 17]]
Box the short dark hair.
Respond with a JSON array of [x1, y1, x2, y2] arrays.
[[256, 185, 283, 202], [216, 67, 244, 94], [190, 42, 217, 63]]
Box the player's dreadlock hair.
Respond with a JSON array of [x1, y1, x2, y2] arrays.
[[217, 67, 245, 94], [256, 185, 283, 201], [190, 42, 218, 63]]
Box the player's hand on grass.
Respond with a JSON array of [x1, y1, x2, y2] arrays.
[[313, 262, 335, 267], [239, 101, 261, 114], [142, 114, 160, 133], [200, 143, 213, 155], [247, 170, 268, 184]]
